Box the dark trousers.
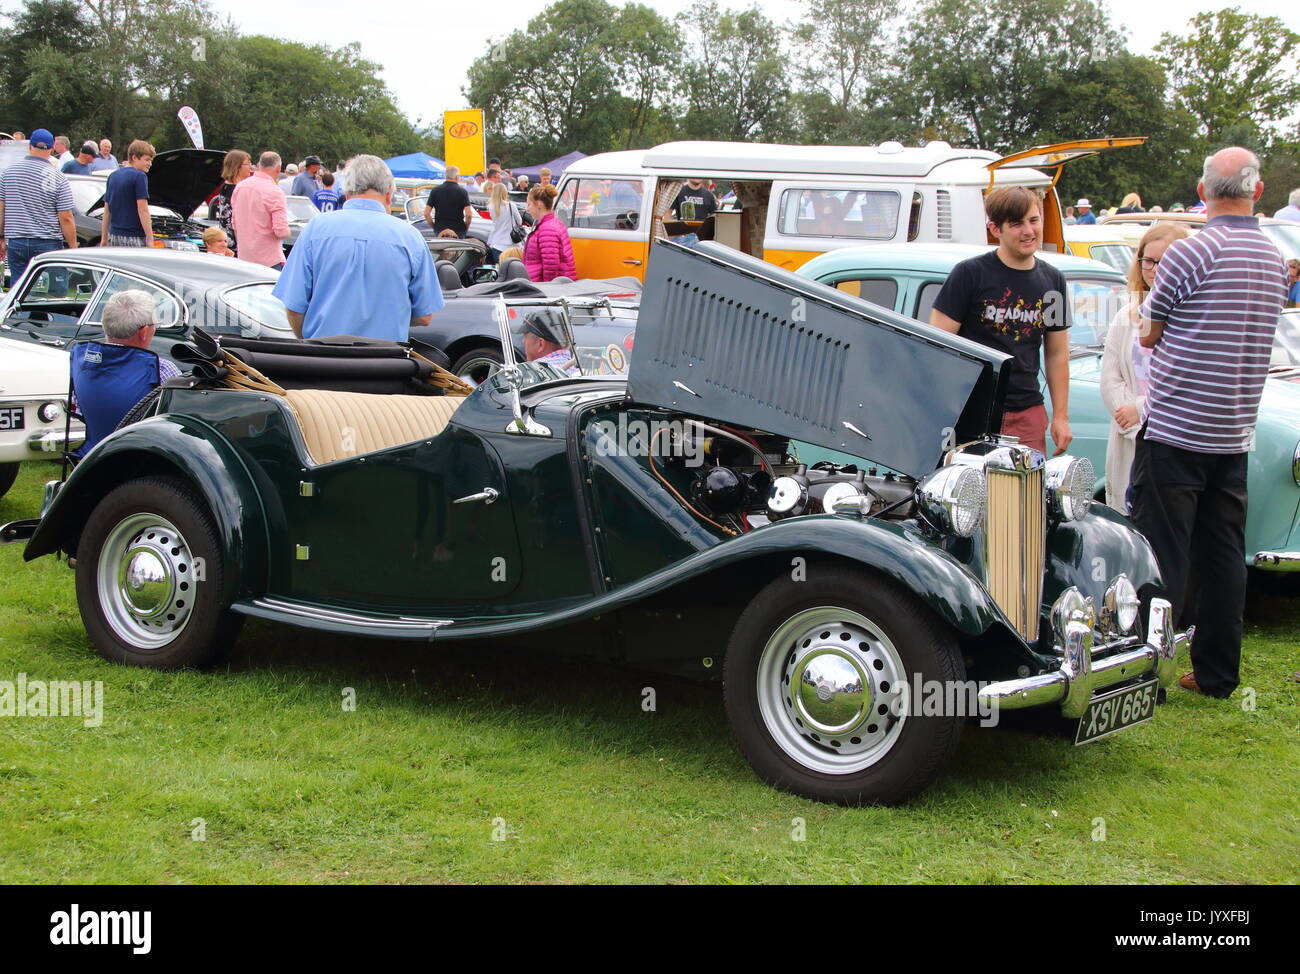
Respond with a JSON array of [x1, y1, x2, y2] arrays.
[[1130, 431, 1248, 697], [5, 237, 64, 288]]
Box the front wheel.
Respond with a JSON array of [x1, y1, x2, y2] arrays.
[[75, 477, 243, 669], [723, 566, 965, 805]]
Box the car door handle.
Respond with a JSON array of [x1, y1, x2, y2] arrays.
[[622, 259, 643, 266], [453, 488, 499, 505]]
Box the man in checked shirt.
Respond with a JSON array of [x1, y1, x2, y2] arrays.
[[1133, 147, 1289, 698]]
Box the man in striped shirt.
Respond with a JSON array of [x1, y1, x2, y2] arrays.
[[1133, 146, 1289, 699], [0, 127, 78, 286]]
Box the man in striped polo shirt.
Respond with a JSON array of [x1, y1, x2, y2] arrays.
[[1133, 146, 1289, 699], [0, 127, 78, 286]]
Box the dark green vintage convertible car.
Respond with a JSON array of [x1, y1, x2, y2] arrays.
[[4, 241, 1191, 805]]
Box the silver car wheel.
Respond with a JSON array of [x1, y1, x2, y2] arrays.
[[96, 513, 197, 650], [756, 606, 910, 775]]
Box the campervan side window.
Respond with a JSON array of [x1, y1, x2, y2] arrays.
[[777, 189, 901, 240]]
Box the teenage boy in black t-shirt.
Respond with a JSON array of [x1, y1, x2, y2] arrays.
[[930, 186, 1072, 456]]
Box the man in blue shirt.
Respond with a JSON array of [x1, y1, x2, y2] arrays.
[[1074, 198, 1097, 224], [273, 154, 443, 342], [291, 155, 322, 198], [61, 142, 98, 175], [88, 138, 118, 173]]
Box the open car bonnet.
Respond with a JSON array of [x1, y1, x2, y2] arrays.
[[627, 241, 1012, 479], [84, 148, 225, 219]]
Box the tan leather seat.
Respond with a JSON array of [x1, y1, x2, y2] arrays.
[[284, 389, 466, 465]]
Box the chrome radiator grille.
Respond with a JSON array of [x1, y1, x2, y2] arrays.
[[984, 465, 1046, 642]]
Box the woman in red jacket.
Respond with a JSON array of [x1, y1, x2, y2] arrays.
[[522, 183, 576, 282]]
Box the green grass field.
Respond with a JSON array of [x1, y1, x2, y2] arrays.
[[2, 460, 1297, 884]]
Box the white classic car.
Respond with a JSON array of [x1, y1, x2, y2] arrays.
[[0, 336, 84, 498]]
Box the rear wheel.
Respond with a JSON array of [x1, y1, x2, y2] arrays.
[[451, 346, 504, 385], [75, 477, 243, 669], [723, 566, 965, 805]]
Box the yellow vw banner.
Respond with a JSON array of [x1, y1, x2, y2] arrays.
[[444, 110, 485, 176]]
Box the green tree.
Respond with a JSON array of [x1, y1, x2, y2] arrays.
[[788, 0, 902, 144], [1037, 54, 1202, 210], [1156, 8, 1300, 148], [0, 0, 102, 137], [609, 4, 680, 149], [899, 0, 1123, 151], [676, 1, 791, 142], [464, 0, 630, 162], [214, 36, 418, 163]]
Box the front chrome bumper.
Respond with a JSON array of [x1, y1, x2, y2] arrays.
[[1254, 551, 1300, 572], [978, 599, 1193, 718]]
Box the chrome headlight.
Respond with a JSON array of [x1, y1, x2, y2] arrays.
[[1045, 456, 1094, 521], [1101, 574, 1140, 635], [37, 400, 62, 423], [1051, 586, 1095, 645], [916, 464, 985, 538]]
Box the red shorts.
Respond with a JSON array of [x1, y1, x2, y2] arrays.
[[1001, 404, 1048, 455]]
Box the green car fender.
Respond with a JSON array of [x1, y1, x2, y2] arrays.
[[25, 415, 270, 607], [446, 514, 1015, 647]]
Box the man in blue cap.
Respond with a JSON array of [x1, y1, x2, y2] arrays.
[[0, 128, 78, 285]]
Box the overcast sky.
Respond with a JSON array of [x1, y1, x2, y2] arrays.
[[5, 0, 1298, 131]]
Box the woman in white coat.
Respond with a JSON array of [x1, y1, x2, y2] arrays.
[[1099, 223, 1190, 512], [485, 182, 518, 265]]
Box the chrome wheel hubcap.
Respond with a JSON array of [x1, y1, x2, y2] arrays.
[[98, 514, 196, 649], [757, 607, 908, 774]]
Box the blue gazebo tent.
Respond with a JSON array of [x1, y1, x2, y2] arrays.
[[384, 152, 446, 179]]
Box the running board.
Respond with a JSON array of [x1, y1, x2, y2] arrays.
[[233, 597, 455, 640]]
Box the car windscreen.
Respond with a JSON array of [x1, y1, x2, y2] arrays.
[[1088, 244, 1134, 274], [1068, 278, 1128, 347], [222, 283, 295, 336], [285, 196, 318, 222]]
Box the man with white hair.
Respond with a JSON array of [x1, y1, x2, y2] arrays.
[[1132, 146, 1289, 699], [1274, 187, 1300, 222], [274, 154, 442, 341], [69, 289, 180, 456]]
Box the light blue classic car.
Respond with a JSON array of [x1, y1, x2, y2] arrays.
[[796, 244, 1300, 575]]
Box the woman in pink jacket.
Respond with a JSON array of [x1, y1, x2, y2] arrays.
[[522, 183, 576, 282]]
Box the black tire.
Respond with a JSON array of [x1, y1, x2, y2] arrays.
[[75, 476, 243, 669], [723, 565, 965, 806], [0, 462, 19, 499], [451, 345, 504, 385]]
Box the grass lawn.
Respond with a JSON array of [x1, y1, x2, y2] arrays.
[[1, 460, 1297, 884]]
